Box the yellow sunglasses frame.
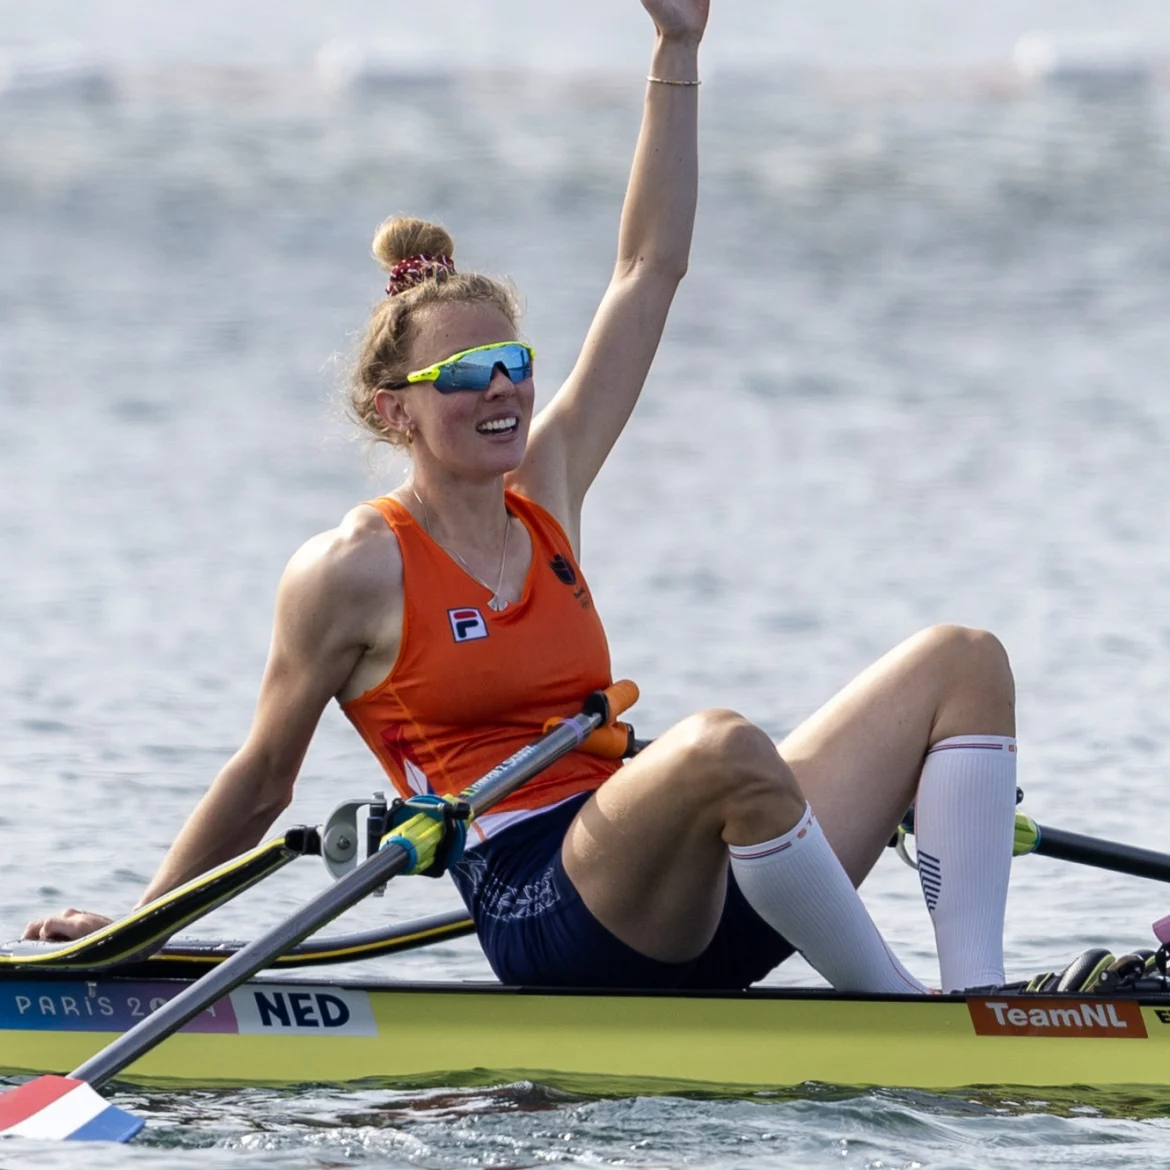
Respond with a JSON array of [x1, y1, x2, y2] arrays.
[[398, 341, 536, 390]]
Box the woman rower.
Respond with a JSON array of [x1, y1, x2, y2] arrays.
[[25, 0, 1018, 995]]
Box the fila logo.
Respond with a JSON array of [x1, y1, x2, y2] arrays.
[[448, 608, 489, 643]]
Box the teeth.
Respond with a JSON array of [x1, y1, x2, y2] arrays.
[[477, 417, 517, 433]]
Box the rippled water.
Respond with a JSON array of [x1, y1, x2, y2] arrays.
[[4, 19, 1170, 1167], [9, 1081, 1170, 1168]]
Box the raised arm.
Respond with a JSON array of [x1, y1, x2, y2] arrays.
[[518, 0, 709, 545]]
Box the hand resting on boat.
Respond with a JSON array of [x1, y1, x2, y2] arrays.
[[22, 907, 113, 942]]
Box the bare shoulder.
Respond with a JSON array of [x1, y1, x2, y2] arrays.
[[276, 504, 402, 649], [285, 504, 399, 595]]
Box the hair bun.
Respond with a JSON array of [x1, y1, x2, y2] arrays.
[[372, 216, 456, 272]]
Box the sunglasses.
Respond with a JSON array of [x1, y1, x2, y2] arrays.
[[389, 341, 535, 393]]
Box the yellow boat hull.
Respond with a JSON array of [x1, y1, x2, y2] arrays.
[[3, 977, 1170, 1094]]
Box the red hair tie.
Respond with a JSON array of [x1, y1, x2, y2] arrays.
[[386, 253, 456, 296]]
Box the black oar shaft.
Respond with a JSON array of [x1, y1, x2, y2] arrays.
[[70, 709, 608, 1089], [1034, 826, 1170, 883]]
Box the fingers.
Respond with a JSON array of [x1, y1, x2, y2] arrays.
[[21, 917, 71, 941], [20, 909, 111, 942]]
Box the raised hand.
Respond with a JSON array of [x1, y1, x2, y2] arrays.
[[641, 0, 710, 45]]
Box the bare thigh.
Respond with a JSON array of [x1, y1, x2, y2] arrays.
[[562, 710, 802, 964], [780, 625, 1015, 886]]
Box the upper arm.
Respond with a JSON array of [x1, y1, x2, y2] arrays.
[[515, 269, 681, 544], [240, 517, 397, 786]]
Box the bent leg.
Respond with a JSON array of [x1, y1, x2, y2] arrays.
[[563, 709, 805, 964], [562, 709, 927, 992], [779, 624, 1018, 989], [779, 624, 1016, 884]]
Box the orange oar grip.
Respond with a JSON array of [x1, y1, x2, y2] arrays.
[[538, 720, 632, 758], [541, 681, 640, 757], [579, 722, 632, 759], [602, 679, 640, 721]]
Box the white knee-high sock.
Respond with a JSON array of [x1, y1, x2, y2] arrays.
[[729, 806, 927, 994], [914, 735, 1016, 992]]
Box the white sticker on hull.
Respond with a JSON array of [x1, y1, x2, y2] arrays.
[[229, 985, 377, 1037]]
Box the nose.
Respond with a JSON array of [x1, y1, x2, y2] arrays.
[[484, 363, 517, 397]]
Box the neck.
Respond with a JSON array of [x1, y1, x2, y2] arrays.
[[403, 465, 510, 553]]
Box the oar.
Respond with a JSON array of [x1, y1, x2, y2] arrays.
[[129, 908, 477, 975], [2, 830, 318, 973], [137, 819, 1170, 974], [898, 810, 1170, 884], [1012, 814, 1170, 883], [0, 681, 638, 1144]]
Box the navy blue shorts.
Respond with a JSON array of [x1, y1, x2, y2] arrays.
[[449, 793, 795, 990]]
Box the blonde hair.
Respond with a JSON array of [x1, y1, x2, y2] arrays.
[[350, 216, 521, 447]]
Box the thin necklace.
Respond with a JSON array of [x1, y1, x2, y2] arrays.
[[411, 487, 511, 612]]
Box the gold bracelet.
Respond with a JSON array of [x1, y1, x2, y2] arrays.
[[646, 75, 701, 87]]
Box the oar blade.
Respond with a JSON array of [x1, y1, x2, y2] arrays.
[[0, 1076, 143, 1143]]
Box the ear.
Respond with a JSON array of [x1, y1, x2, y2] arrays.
[[374, 388, 415, 443]]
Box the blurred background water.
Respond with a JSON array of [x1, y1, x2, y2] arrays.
[[4, 0, 1170, 69], [3, 1, 1170, 1166]]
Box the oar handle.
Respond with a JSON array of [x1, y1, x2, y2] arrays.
[[460, 683, 635, 818], [591, 679, 640, 723], [541, 680, 642, 758]]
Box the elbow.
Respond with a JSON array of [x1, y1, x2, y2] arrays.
[[615, 253, 689, 287], [256, 772, 296, 821], [243, 777, 294, 843]]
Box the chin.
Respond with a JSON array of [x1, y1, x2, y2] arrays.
[[457, 442, 528, 483]]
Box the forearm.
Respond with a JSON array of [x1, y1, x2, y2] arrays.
[[616, 35, 700, 280], [134, 751, 293, 907]]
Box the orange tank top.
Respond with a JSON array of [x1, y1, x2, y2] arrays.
[[341, 490, 620, 843]]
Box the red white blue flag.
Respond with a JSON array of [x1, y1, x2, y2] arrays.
[[0, 1076, 143, 1142]]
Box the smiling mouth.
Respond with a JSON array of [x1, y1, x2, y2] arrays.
[[476, 416, 519, 435]]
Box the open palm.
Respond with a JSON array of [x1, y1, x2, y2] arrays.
[[641, 0, 710, 44]]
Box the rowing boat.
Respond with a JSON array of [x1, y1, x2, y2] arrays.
[[7, 702, 1169, 1143], [5, 771, 1170, 1102], [4, 972, 1170, 1094], [6, 735, 1170, 1135]]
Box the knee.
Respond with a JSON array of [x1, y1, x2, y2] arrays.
[[673, 709, 804, 825], [675, 709, 776, 783], [916, 624, 1015, 703]]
